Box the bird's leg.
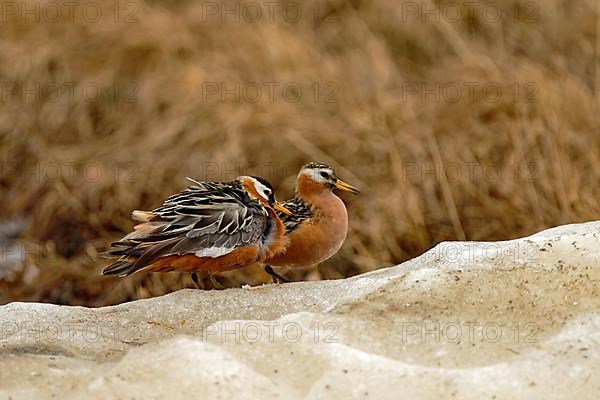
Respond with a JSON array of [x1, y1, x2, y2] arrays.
[[192, 271, 224, 290], [264, 265, 289, 284], [208, 275, 224, 290], [192, 271, 208, 289]]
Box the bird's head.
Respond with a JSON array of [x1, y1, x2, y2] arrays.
[[296, 162, 360, 196], [239, 176, 293, 215]]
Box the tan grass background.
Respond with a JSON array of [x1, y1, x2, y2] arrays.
[[1, 0, 599, 305]]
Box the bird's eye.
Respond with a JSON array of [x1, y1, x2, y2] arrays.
[[320, 171, 330, 178]]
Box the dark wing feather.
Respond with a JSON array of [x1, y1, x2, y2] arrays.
[[277, 197, 313, 233], [102, 180, 268, 275]]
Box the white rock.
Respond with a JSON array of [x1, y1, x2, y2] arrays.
[[1, 221, 600, 399]]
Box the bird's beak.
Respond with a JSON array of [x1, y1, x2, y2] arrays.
[[335, 178, 360, 195], [274, 202, 293, 216]]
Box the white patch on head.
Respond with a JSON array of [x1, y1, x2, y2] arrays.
[[195, 247, 234, 258], [301, 167, 334, 183], [247, 177, 272, 202]]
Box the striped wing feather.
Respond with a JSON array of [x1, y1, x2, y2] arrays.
[[276, 197, 313, 233], [102, 181, 268, 275]]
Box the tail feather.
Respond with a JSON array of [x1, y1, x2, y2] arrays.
[[102, 210, 180, 277], [100, 247, 144, 258], [102, 238, 179, 276], [131, 237, 180, 271], [102, 260, 136, 276], [132, 210, 155, 222]]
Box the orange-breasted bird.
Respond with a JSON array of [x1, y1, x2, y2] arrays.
[[263, 162, 360, 282], [102, 175, 292, 287]]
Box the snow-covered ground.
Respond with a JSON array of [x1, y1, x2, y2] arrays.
[[1, 221, 600, 399]]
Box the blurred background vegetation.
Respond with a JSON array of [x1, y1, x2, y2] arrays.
[[1, 0, 599, 306]]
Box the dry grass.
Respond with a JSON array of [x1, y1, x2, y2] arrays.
[[1, 0, 599, 306]]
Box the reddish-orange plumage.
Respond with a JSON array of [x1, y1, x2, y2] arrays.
[[101, 176, 290, 280], [138, 244, 261, 273], [265, 162, 360, 272]]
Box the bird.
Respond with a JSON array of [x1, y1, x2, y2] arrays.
[[101, 175, 292, 288], [263, 162, 360, 282]]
